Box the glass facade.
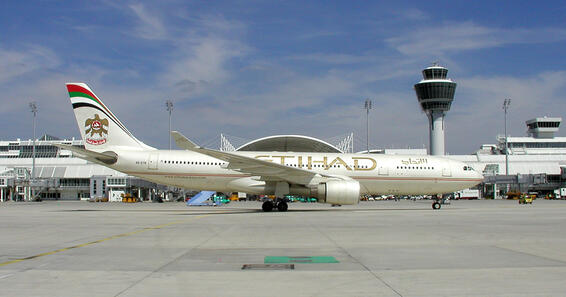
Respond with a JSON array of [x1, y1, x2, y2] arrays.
[[0, 144, 84, 158], [60, 178, 90, 187], [527, 121, 560, 129], [420, 101, 452, 110], [415, 81, 456, 111], [40, 192, 61, 199], [510, 142, 566, 148], [422, 68, 448, 79], [415, 82, 456, 100], [18, 145, 58, 158], [107, 178, 126, 186]]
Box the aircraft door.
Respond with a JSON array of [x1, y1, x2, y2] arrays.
[[148, 152, 159, 170], [442, 167, 452, 177], [378, 166, 389, 176]]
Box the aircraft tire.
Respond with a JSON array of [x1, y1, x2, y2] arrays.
[[432, 202, 441, 210], [277, 201, 288, 212], [262, 200, 274, 212]]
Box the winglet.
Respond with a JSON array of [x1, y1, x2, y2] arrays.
[[171, 131, 199, 150]]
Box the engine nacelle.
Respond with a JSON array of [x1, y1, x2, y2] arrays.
[[316, 180, 360, 205]]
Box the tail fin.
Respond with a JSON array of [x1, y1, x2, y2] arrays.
[[66, 83, 152, 152]]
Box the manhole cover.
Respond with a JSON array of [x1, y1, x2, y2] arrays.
[[241, 264, 294, 270], [265, 256, 339, 263]]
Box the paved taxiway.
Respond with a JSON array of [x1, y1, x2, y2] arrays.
[[1, 200, 566, 297]]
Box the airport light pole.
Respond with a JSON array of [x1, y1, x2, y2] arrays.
[[503, 98, 511, 176], [165, 100, 173, 150], [29, 102, 38, 201], [364, 99, 372, 153]]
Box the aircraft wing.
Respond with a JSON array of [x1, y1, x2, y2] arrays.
[[171, 131, 334, 185], [52, 144, 118, 165]]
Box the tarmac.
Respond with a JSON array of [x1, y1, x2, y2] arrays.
[[1, 199, 566, 297]]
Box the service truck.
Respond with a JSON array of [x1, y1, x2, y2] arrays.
[[455, 189, 480, 200]]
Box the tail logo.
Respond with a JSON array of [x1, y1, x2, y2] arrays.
[[85, 114, 108, 145]]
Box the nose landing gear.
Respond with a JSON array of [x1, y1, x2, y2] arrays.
[[432, 194, 442, 210], [431, 194, 451, 210], [432, 201, 441, 209]]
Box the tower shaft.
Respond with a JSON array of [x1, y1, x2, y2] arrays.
[[428, 110, 445, 156]]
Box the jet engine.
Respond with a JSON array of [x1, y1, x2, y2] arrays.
[[315, 180, 360, 205]]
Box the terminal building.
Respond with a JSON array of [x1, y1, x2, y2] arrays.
[[449, 117, 566, 197], [0, 136, 164, 201]]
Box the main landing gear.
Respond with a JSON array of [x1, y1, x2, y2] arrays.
[[262, 198, 288, 212]]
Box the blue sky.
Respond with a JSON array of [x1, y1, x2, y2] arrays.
[[1, 1, 566, 154]]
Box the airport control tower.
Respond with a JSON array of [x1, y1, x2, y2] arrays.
[[414, 63, 457, 155]]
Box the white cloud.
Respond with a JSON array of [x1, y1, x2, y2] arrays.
[[297, 30, 345, 40], [286, 53, 374, 65], [387, 22, 566, 56], [394, 8, 429, 21], [157, 15, 249, 96], [0, 46, 59, 83], [129, 3, 167, 40], [459, 71, 566, 113], [163, 37, 246, 93]]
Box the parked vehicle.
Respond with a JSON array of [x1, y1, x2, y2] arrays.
[[519, 194, 533, 204]]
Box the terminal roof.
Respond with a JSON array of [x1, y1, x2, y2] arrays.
[[236, 135, 342, 153]]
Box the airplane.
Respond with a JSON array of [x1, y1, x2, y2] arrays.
[[57, 83, 484, 211]]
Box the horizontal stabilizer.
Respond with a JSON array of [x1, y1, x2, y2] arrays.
[[53, 144, 117, 165], [171, 131, 199, 150]]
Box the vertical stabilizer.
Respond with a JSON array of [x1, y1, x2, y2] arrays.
[[66, 83, 152, 152]]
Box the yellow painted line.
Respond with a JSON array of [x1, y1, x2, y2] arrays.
[[0, 215, 209, 267]]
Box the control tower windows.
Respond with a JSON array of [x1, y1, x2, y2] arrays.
[[423, 68, 448, 80], [414, 83, 456, 100], [420, 101, 452, 110], [527, 122, 560, 129]]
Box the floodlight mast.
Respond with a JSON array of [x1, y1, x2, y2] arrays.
[[364, 99, 372, 153], [503, 98, 511, 175], [165, 100, 173, 150], [29, 102, 38, 201]]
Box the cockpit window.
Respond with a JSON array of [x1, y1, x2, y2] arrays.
[[463, 166, 474, 171]]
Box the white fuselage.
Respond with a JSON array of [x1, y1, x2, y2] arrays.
[[106, 150, 483, 196]]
